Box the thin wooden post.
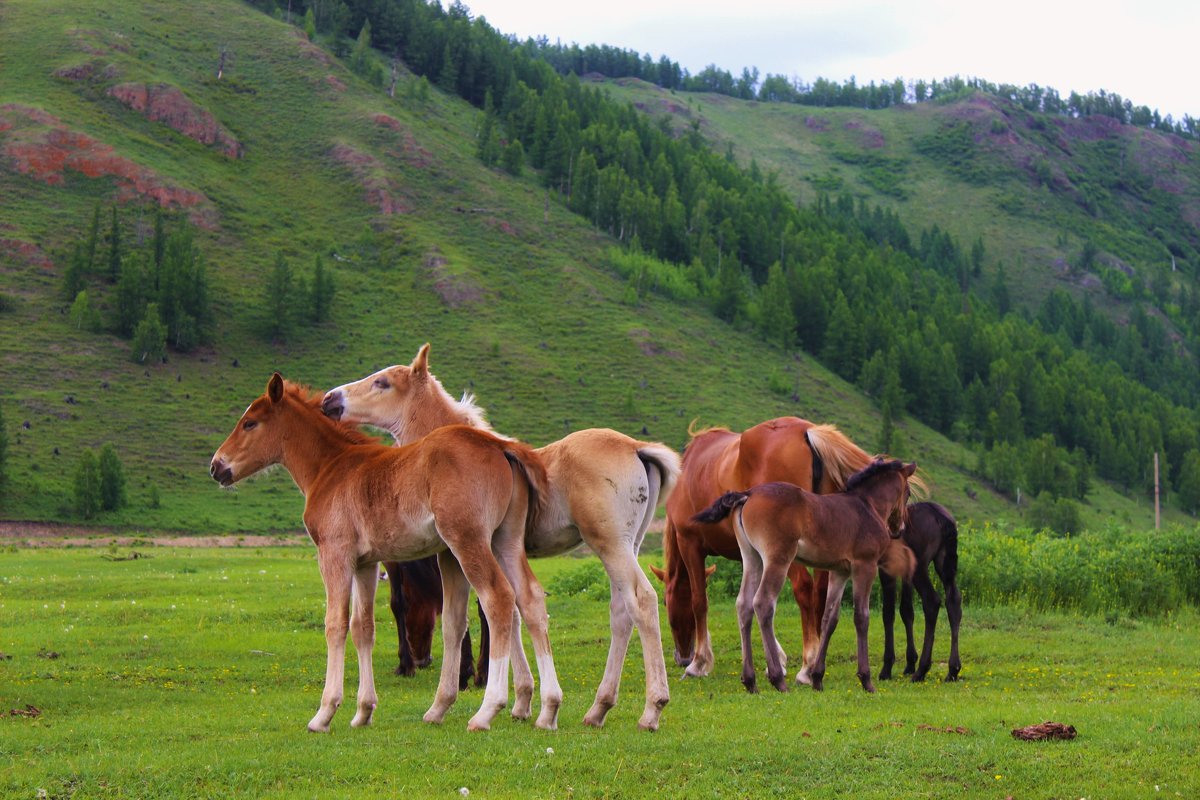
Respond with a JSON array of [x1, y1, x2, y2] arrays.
[[1154, 452, 1161, 530]]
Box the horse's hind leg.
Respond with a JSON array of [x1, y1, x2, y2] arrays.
[[734, 528, 765, 694], [308, 549, 354, 733], [878, 571, 897, 681], [350, 563, 380, 727], [495, 549, 560, 730], [753, 560, 793, 693], [457, 623, 475, 691], [506, 608, 535, 722], [911, 566, 941, 682], [424, 551, 470, 725]]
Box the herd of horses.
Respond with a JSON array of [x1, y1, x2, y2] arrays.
[[209, 345, 962, 732]]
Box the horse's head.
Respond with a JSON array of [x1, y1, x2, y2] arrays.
[[210, 373, 290, 487], [846, 460, 917, 537], [322, 343, 485, 445], [649, 561, 716, 667]]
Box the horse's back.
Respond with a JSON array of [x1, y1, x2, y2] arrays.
[[735, 417, 816, 489], [905, 501, 957, 564]]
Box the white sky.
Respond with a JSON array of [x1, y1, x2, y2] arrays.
[[464, 0, 1198, 121]]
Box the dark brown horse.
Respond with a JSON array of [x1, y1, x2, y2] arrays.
[[879, 501, 962, 682], [694, 460, 917, 694], [654, 418, 875, 683], [383, 558, 475, 688]]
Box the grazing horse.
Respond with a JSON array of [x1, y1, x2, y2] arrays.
[[654, 418, 875, 683], [210, 373, 562, 732], [383, 557, 475, 689], [694, 460, 917, 694], [322, 344, 680, 731], [879, 501, 962, 683]]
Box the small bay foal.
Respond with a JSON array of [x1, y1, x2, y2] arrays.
[[210, 374, 562, 732], [694, 460, 917, 694], [323, 344, 679, 731]]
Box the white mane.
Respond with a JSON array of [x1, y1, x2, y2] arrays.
[[426, 370, 511, 440]]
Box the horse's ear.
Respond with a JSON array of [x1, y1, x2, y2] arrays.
[[268, 372, 284, 403], [903, 462, 918, 477], [411, 343, 430, 377], [704, 563, 717, 582], [648, 564, 666, 582]]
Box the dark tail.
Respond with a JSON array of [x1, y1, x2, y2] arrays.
[[940, 506, 959, 585], [693, 490, 751, 524]]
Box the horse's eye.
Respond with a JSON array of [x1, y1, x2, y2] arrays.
[[243, 420, 258, 431], [373, 378, 390, 390]]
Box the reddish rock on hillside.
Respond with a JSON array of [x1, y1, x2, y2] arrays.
[[107, 83, 243, 158], [0, 103, 217, 228]]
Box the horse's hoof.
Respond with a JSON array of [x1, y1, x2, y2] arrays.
[[795, 667, 813, 686], [910, 672, 928, 683], [637, 716, 660, 732]]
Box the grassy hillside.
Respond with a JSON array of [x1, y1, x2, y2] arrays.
[[0, 0, 1186, 534], [602, 78, 1200, 322]]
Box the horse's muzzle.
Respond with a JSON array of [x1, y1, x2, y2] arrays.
[[210, 458, 234, 487], [321, 391, 344, 420]]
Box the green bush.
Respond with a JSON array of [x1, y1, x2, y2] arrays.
[[546, 560, 610, 601], [957, 522, 1200, 616]]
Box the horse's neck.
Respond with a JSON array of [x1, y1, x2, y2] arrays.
[[391, 384, 497, 446], [280, 404, 359, 492], [854, 480, 901, 521]]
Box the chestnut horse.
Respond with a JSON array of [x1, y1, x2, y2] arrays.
[[694, 460, 917, 693], [322, 344, 680, 731], [879, 501, 962, 682], [210, 374, 562, 732], [654, 417, 875, 683]]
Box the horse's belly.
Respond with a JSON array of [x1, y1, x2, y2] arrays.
[[525, 524, 582, 558], [367, 515, 444, 563]]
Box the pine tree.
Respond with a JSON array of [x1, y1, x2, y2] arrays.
[[112, 255, 148, 337], [759, 262, 795, 348], [98, 443, 127, 511], [0, 400, 7, 496], [85, 203, 101, 273], [310, 254, 335, 323], [73, 449, 102, 519], [130, 303, 167, 364], [107, 207, 122, 283], [502, 139, 524, 176], [62, 244, 89, 302], [69, 290, 101, 332], [438, 42, 458, 93], [350, 19, 371, 75], [1178, 450, 1200, 515], [264, 251, 297, 340]]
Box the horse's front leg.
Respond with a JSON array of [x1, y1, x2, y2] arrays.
[[350, 563, 380, 727], [811, 572, 849, 692], [680, 539, 714, 678], [852, 564, 878, 694], [308, 550, 354, 733]]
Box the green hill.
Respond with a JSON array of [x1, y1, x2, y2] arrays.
[[0, 0, 1189, 534], [602, 76, 1200, 341]]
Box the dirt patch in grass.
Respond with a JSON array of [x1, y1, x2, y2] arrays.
[[422, 249, 483, 308], [0, 238, 53, 269], [329, 141, 412, 215], [108, 82, 243, 158], [371, 113, 435, 169], [0, 104, 217, 228], [0, 521, 308, 548]]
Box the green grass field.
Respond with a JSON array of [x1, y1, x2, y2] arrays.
[[3, 546, 1197, 798]]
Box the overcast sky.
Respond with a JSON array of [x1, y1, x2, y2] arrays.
[[463, 0, 1198, 121]]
